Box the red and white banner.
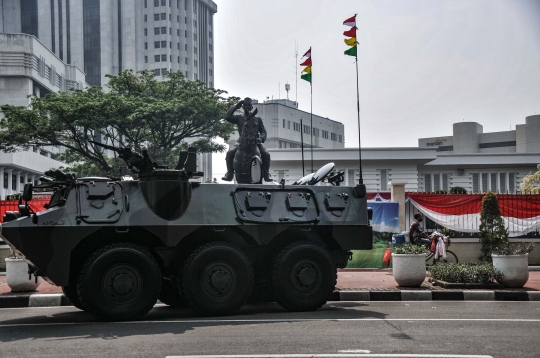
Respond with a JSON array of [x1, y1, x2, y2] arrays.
[[406, 193, 540, 237]]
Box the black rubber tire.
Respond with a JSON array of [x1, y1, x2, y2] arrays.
[[428, 250, 458, 265], [178, 242, 254, 316], [62, 285, 84, 311], [159, 279, 185, 308], [77, 243, 162, 322], [272, 241, 336, 312]]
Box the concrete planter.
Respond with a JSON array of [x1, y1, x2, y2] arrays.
[[5, 258, 42, 292], [492, 254, 529, 288], [391, 253, 426, 287]]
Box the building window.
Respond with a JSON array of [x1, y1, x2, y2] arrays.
[[177, 0, 179, 8], [12, 174, 16, 190], [322, 130, 328, 139], [145, 56, 148, 63], [185, 43, 188, 51], [185, 30, 188, 37], [155, 55, 161, 62], [482, 173, 488, 192], [209, 43, 213, 51], [312, 127, 318, 136], [169, 14, 171, 21], [479, 141, 517, 149], [185, 71, 188, 78], [500, 173, 506, 193], [154, 41, 160, 48], [472, 173, 479, 193], [283, 119, 285, 128], [154, 27, 160, 35], [379, 170, 389, 191], [154, 14, 159, 21], [161, 13, 166, 20], [170, 41, 172, 48], [194, 47, 197, 54], [169, 27, 171, 35], [194, 33, 197, 41], [162, 68, 168, 74], [348, 169, 357, 186], [185, 16, 187, 24], [155, 69, 161, 76], [185, 57, 188, 64], [3, 173, 7, 189], [434, 173, 440, 191], [194, 60, 197, 67], [437, 145, 453, 152], [209, 56, 213, 64], [209, 69, 213, 76], [330, 132, 337, 141], [338, 134, 343, 143], [177, 29, 180, 36], [442, 174, 449, 191], [209, 31, 212, 38], [145, 0, 148, 8], [161, 54, 167, 61], [287, 121, 291, 129], [177, 15, 179, 22], [154, 0, 159, 6], [144, 15, 147, 22], [170, 55, 172, 62], [490, 173, 497, 192], [193, 19, 197, 27], [161, 0, 166, 5], [161, 26, 166, 34], [509, 173, 518, 193], [144, 28, 147, 36], [303, 125, 311, 134], [293, 122, 300, 132], [145, 42, 148, 49], [177, 56, 180, 63], [161, 40, 166, 47]]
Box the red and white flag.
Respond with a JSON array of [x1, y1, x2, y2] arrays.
[[407, 193, 540, 237], [343, 15, 356, 27]]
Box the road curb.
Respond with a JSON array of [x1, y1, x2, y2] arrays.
[[2, 290, 540, 308]]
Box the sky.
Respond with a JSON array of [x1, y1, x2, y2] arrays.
[[211, 0, 540, 179]]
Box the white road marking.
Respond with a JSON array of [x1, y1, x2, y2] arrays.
[[338, 350, 371, 354], [0, 317, 539, 328], [165, 354, 494, 358]]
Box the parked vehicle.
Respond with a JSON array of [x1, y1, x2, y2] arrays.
[[0, 145, 372, 321]]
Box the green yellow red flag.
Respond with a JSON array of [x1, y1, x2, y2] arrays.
[[300, 47, 312, 83]]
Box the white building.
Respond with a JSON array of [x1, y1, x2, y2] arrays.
[[268, 116, 540, 193], [0, 33, 86, 199], [227, 98, 345, 150]]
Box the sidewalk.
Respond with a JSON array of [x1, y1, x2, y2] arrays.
[[1, 270, 540, 308]]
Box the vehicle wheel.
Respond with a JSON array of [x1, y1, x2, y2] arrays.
[[430, 250, 458, 265], [77, 243, 162, 321], [62, 285, 84, 311], [272, 241, 336, 312], [179, 242, 254, 316], [159, 279, 185, 308]]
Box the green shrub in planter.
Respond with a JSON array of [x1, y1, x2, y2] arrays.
[[492, 241, 535, 255], [428, 263, 503, 284], [394, 243, 429, 255]]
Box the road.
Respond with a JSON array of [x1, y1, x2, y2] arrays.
[[1, 301, 539, 358]]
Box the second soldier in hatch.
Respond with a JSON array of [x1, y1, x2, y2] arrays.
[[222, 98, 272, 182]]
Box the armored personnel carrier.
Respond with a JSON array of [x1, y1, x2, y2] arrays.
[[0, 145, 372, 321]]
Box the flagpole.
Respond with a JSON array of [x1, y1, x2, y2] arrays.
[[355, 42, 363, 185], [310, 71, 313, 173]]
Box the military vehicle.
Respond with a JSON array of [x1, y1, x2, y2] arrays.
[[0, 144, 372, 321]]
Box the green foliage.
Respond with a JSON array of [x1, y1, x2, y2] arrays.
[[478, 191, 509, 262], [492, 241, 535, 255], [428, 263, 503, 283], [0, 70, 238, 176], [520, 164, 540, 194], [449, 186, 467, 194], [393, 243, 429, 255], [434, 190, 447, 194]]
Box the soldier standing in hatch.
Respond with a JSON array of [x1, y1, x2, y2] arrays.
[[222, 97, 272, 182]]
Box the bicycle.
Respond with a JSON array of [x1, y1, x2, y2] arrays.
[[423, 234, 458, 265]]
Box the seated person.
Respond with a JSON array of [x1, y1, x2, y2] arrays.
[[409, 213, 432, 246]]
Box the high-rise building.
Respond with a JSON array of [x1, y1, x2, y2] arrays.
[[0, 0, 217, 185], [0, 0, 216, 86]]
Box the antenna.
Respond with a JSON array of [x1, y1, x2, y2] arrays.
[[300, 118, 305, 176], [285, 83, 290, 100], [279, 82, 280, 99]]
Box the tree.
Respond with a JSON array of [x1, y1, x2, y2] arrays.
[[478, 191, 508, 262], [0, 70, 238, 176], [520, 164, 540, 194]]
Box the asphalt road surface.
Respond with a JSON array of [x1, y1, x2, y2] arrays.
[[1, 301, 539, 358]]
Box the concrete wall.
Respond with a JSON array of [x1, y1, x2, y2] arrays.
[[525, 115, 540, 153], [449, 239, 540, 265], [453, 122, 482, 154]]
